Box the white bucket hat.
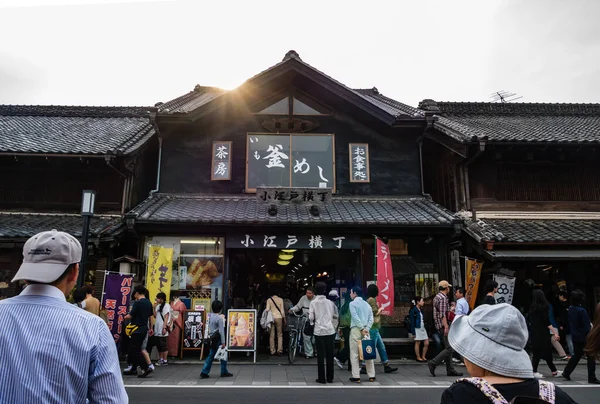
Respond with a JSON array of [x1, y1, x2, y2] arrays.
[[12, 230, 82, 283], [448, 303, 534, 379]]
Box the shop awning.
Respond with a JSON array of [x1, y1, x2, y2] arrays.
[[0, 212, 124, 240], [127, 193, 461, 228], [484, 249, 600, 261]]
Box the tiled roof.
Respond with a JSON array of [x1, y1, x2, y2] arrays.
[[156, 51, 419, 120], [155, 86, 225, 114], [0, 212, 124, 239], [0, 105, 157, 155], [418, 100, 600, 144], [354, 88, 423, 118], [127, 193, 460, 227], [465, 218, 600, 243]]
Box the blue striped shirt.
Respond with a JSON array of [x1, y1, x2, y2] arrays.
[[0, 285, 128, 404]]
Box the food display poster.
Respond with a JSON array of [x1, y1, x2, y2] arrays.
[[146, 246, 173, 302], [226, 310, 257, 352], [179, 255, 223, 290], [182, 310, 205, 350]]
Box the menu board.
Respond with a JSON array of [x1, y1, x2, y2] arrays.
[[182, 310, 205, 351]]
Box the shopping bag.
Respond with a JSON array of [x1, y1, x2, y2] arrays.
[[359, 336, 376, 361], [214, 346, 228, 361]]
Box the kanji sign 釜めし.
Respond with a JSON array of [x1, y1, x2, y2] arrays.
[[349, 143, 370, 183], [211, 141, 232, 181], [102, 273, 134, 343], [226, 234, 360, 249], [146, 246, 174, 302], [375, 237, 394, 316], [256, 187, 332, 205], [246, 133, 334, 191]]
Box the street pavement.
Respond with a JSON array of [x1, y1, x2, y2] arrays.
[[124, 362, 600, 403]]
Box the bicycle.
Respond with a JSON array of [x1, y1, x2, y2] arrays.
[[287, 311, 306, 363]]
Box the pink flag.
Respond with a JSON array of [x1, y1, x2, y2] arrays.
[[375, 238, 394, 315]]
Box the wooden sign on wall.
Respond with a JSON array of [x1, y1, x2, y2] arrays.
[[211, 141, 232, 181], [349, 143, 370, 183]]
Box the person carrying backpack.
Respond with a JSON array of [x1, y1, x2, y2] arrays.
[[440, 304, 576, 404]]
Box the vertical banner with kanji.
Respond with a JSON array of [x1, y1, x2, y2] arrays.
[[375, 237, 394, 316], [146, 246, 174, 303], [493, 274, 516, 305], [464, 257, 483, 310], [102, 273, 134, 342]]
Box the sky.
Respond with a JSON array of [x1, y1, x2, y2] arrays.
[[0, 0, 599, 107]]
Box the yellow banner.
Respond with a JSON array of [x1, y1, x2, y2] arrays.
[[465, 258, 483, 309], [146, 246, 174, 303]]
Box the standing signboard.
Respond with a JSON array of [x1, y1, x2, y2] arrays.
[[226, 309, 257, 363], [181, 310, 206, 359]]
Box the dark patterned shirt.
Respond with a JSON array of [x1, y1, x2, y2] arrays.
[[433, 292, 449, 330]]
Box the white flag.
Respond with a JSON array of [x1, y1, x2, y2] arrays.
[[493, 274, 516, 305]]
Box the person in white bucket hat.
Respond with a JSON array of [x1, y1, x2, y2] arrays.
[[440, 303, 576, 404], [0, 230, 127, 403]]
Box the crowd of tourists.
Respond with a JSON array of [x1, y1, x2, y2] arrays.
[[2, 229, 600, 403]]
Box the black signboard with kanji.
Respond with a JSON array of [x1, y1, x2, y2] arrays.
[[226, 234, 361, 249], [246, 133, 334, 191]]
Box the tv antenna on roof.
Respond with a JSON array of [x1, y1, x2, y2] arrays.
[[490, 90, 523, 103]]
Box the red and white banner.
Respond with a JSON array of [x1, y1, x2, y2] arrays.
[[375, 238, 394, 315]]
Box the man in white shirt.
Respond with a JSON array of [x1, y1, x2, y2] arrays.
[[0, 230, 127, 403], [454, 287, 469, 318]]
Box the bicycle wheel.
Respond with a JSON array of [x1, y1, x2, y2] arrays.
[[288, 331, 298, 363]]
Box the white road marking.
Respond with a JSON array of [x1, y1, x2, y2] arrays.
[[125, 383, 600, 390]]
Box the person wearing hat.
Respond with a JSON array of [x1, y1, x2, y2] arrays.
[[0, 230, 127, 403], [440, 303, 576, 403], [428, 280, 462, 377]]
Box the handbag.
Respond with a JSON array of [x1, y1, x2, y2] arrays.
[[303, 321, 314, 336], [358, 336, 376, 361]]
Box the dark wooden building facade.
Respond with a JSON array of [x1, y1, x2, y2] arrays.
[[420, 100, 600, 311], [125, 51, 462, 329], [0, 105, 158, 298]]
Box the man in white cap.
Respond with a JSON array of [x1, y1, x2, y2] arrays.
[[0, 230, 127, 403], [428, 280, 462, 377]]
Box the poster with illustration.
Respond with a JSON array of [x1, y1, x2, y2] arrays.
[[179, 256, 223, 290], [226, 310, 256, 351]]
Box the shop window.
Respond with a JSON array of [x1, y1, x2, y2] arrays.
[[245, 133, 335, 192], [144, 236, 224, 312]]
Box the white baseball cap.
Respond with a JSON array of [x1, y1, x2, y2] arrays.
[[12, 230, 82, 283]]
